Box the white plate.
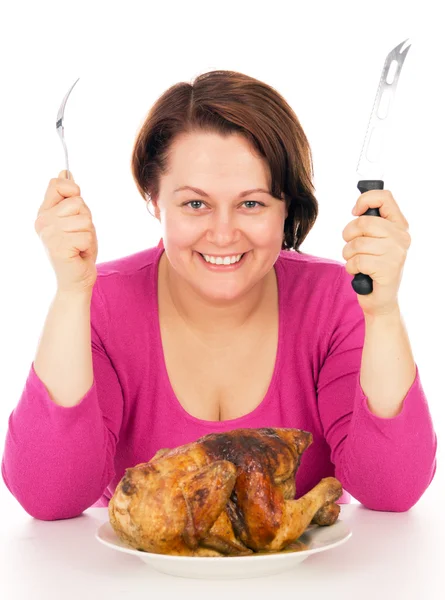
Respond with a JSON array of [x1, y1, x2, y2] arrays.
[[95, 520, 352, 579]]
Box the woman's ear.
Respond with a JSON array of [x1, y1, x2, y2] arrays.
[[283, 194, 289, 220], [147, 193, 161, 221], [152, 198, 161, 220]]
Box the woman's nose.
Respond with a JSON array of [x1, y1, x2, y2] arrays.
[[206, 212, 239, 245]]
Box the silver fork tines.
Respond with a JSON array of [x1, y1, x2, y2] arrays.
[[56, 78, 80, 180]]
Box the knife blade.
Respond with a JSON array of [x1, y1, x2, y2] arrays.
[[352, 39, 411, 295]]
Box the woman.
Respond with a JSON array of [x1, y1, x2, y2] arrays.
[[1, 70, 437, 520]]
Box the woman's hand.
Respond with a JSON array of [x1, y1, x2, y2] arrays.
[[342, 189, 411, 317], [35, 171, 98, 295]]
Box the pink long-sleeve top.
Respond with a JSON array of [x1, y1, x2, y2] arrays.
[[2, 243, 437, 520]]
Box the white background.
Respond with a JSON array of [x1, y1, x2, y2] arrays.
[[0, 0, 443, 520]]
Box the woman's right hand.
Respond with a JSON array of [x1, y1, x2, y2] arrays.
[[35, 171, 99, 294]]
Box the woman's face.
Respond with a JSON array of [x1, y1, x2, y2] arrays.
[[152, 131, 287, 302]]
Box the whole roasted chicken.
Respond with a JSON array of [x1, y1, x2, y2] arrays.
[[109, 428, 342, 556]]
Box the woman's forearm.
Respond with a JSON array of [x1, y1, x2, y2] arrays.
[[360, 305, 417, 418], [33, 290, 94, 408]]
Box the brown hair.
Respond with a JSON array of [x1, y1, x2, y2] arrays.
[[131, 70, 318, 252]]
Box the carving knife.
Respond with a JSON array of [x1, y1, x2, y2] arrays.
[[353, 39, 411, 295]]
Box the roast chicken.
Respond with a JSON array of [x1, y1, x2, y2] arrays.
[[108, 427, 343, 556]]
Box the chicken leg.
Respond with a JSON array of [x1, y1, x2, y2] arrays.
[[257, 477, 343, 551]]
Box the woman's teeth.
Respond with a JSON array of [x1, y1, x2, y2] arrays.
[[201, 253, 244, 265]]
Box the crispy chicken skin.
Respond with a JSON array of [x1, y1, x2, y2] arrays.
[[109, 428, 343, 556]]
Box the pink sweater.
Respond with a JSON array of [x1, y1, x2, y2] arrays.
[[1, 243, 437, 520]]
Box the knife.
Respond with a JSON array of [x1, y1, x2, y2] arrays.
[[352, 38, 411, 295]]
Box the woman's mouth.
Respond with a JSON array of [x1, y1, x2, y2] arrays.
[[196, 251, 249, 271]]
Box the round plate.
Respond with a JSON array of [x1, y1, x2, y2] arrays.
[[95, 520, 352, 579]]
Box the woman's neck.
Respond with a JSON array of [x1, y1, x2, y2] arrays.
[[159, 251, 276, 344]]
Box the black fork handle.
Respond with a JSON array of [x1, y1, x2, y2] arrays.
[[351, 180, 384, 295]]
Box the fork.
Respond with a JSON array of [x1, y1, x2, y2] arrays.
[[56, 78, 80, 180]]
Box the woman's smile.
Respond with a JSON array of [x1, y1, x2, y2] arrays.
[[195, 250, 250, 271]]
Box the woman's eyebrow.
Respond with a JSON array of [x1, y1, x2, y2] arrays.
[[174, 185, 271, 198]]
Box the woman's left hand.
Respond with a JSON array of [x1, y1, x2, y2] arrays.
[[342, 189, 411, 317]]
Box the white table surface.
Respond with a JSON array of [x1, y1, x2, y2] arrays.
[[2, 472, 444, 600]]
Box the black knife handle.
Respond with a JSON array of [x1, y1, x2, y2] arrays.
[[351, 180, 384, 295]]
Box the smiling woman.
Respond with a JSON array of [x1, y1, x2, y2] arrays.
[[1, 69, 437, 525]]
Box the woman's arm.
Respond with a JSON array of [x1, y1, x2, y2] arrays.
[[34, 289, 94, 407], [360, 306, 417, 418], [1, 281, 123, 520], [342, 188, 419, 420], [316, 266, 437, 512]]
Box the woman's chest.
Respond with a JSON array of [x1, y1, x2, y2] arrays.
[[159, 314, 279, 422]]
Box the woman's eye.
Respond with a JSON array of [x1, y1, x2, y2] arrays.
[[185, 201, 204, 209], [184, 200, 263, 210]]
